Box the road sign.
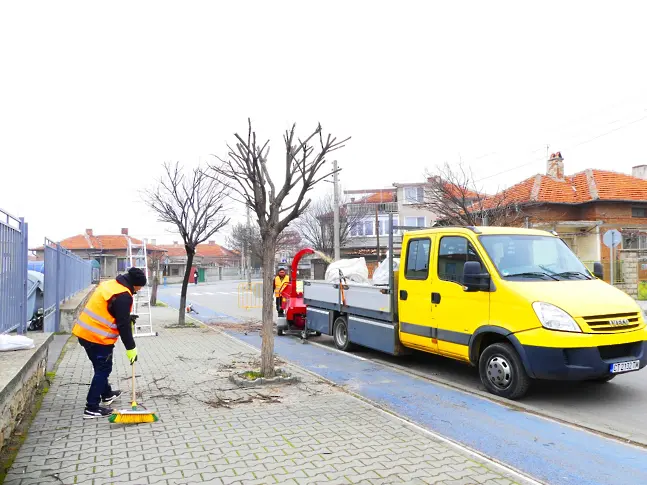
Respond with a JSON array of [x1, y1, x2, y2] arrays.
[[603, 229, 622, 249]]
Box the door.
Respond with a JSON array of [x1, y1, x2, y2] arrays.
[[198, 268, 206, 282], [398, 236, 437, 352], [432, 235, 490, 361]]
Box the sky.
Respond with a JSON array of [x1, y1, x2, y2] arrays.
[[1, 1, 646, 248]]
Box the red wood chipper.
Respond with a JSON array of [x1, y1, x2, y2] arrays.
[[276, 247, 321, 339]]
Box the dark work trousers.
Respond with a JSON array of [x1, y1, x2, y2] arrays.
[[276, 297, 283, 313], [78, 338, 114, 409]]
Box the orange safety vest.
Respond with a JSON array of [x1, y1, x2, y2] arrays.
[[72, 279, 132, 345], [274, 275, 289, 297]]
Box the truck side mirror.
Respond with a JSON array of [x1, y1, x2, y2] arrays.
[[462, 261, 491, 292], [593, 262, 604, 280]]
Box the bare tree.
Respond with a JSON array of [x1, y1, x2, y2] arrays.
[[143, 162, 230, 325], [423, 162, 526, 227], [294, 194, 362, 257], [210, 119, 349, 377], [227, 223, 296, 269]]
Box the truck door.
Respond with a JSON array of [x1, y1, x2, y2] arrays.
[[398, 236, 437, 352], [433, 235, 490, 361]]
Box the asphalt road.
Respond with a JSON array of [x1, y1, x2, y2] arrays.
[[157, 280, 647, 446]]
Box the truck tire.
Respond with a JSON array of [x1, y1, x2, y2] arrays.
[[333, 316, 353, 351], [479, 342, 531, 400]]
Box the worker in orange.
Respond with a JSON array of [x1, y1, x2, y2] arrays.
[[274, 267, 289, 317], [72, 267, 147, 418]]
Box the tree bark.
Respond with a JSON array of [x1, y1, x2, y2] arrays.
[[260, 236, 277, 377], [150, 270, 159, 306], [179, 250, 195, 326]]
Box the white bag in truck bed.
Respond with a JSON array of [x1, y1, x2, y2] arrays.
[[324, 258, 369, 284]]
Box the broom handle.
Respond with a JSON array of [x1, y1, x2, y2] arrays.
[[131, 361, 137, 409]]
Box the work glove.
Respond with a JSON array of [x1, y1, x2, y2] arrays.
[[126, 347, 138, 365]]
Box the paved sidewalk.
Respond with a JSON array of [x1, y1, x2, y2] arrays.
[[4, 307, 524, 485]]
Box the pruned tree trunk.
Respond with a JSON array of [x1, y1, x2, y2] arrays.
[[260, 236, 277, 377], [150, 270, 159, 306], [179, 249, 195, 326]]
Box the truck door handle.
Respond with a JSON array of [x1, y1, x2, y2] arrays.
[[400, 290, 408, 300], [431, 292, 441, 304]]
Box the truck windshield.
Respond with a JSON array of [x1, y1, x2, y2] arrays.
[[479, 235, 592, 281]]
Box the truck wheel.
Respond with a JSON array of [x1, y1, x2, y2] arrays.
[[277, 328, 284, 336], [479, 342, 531, 400], [333, 317, 353, 351]]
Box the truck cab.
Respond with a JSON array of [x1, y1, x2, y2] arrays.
[[304, 225, 647, 400], [397, 226, 647, 399]]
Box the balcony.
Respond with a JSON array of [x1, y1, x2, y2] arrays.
[[347, 202, 398, 215]]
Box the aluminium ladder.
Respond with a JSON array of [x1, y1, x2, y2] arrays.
[[126, 236, 156, 337]]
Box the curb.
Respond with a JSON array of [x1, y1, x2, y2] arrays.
[[305, 339, 647, 450], [198, 323, 545, 485], [156, 301, 647, 450]]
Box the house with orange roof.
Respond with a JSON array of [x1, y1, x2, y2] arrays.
[[475, 152, 647, 281], [155, 240, 240, 282], [31, 228, 167, 279]]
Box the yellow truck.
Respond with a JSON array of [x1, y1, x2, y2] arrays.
[[303, 223, 647, 399]]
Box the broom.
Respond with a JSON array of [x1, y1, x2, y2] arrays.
[[109, 361, 158, 423]]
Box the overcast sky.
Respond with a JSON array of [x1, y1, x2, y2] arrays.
[[2, 1, 646, 248]]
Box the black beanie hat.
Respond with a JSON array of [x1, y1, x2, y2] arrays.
[[127, 267, 147, 286]]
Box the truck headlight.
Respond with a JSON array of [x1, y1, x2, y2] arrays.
[[532, 302, 581, 333]]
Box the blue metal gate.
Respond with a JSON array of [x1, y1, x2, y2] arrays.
[[0, 209, 28, 334]]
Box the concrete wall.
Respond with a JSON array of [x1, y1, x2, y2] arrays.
[[0, 333, 52, 455], [59, 286, 96, 333]]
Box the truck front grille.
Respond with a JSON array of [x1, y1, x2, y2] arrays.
[[583, 312, 641, 332]]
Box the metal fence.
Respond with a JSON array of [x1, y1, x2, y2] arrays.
[[582, 260, 625, 285], [43, 238, 92, 332], [0, 209, 28, 334]]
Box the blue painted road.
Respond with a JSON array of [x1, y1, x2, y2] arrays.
[[160, 298, 647, 485], [159, 292, 242, 322]]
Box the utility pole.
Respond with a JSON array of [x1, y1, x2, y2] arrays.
[[333, 160, 341, 261], [375, 203, 380, 260], [246, 205, 252, 289]]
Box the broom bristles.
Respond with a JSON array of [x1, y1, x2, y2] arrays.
[[109, 410, 159, 423]]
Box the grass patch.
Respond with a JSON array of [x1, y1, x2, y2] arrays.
[[242, 371, 264, 380], [155, 301, 168, 307], [240, 369, 288, 381]]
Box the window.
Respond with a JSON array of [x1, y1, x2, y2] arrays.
[[479, 235, 590, 280], [350, 220, 364, 237], [364, 220, 374, 236], [623, 234, 647, 250], [404, 186, 424, 204], [438, 236, 483, 284], [632, 207, 647, 218], [405, 238, 431, 280], [404, 216, 425, 228], [117, 258, 128, 272]]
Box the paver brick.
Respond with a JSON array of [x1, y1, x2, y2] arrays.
[[3, 308, 522, 485]]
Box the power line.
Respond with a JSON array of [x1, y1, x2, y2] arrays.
[[475, 112, 647, 183]]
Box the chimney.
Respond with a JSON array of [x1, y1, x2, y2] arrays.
[[209, 240, 215, 246], [173, 240, 178, 245], [151, 239, 156, 246], [121, 228, 129, 235], [547, 151, 564, 180], [85, 229, 93, 236], [632, 165, 647, 180]]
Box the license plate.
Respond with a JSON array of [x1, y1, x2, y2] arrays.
[[610, 360, 640, 374]]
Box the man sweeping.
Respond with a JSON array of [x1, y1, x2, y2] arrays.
[[72, 267, 146, 418], [274, 267, 289, 317]]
